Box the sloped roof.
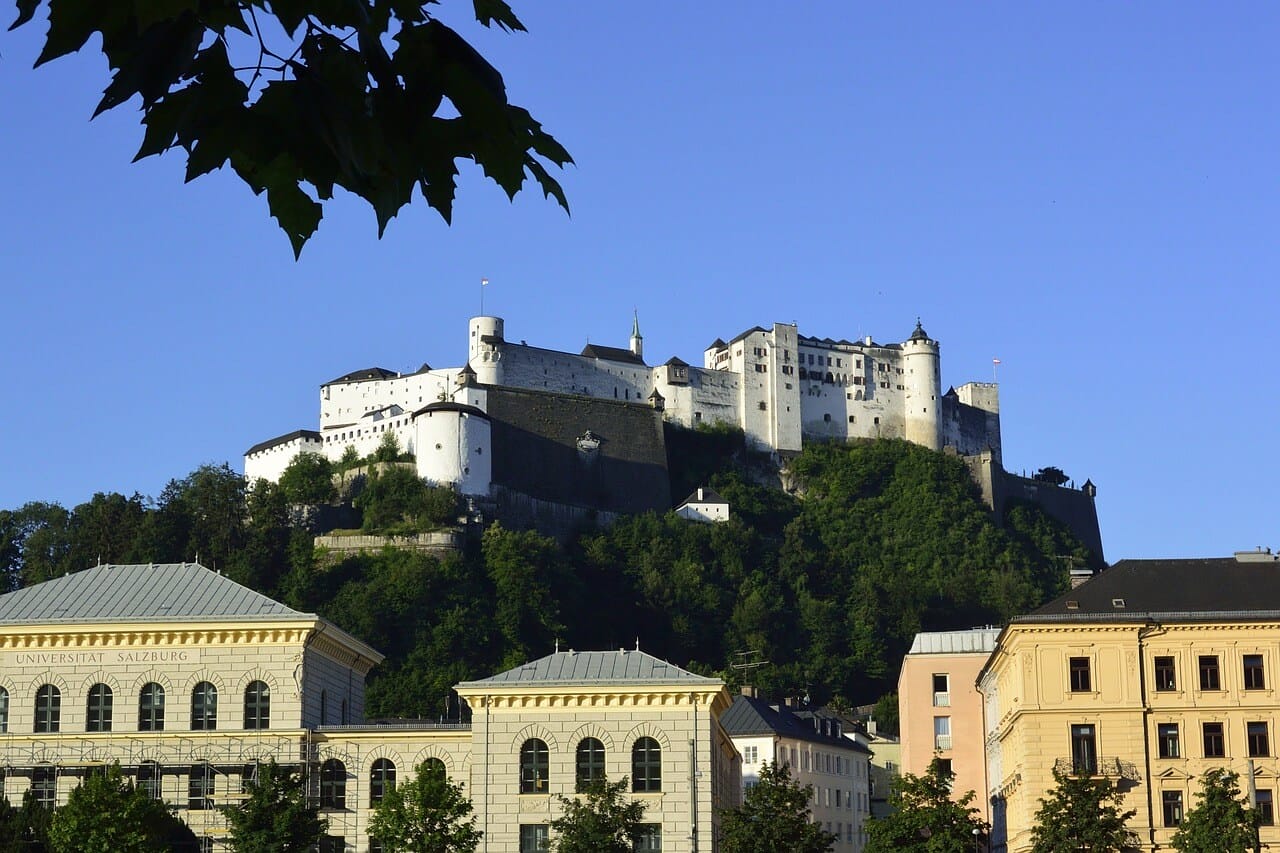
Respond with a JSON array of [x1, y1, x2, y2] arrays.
[[580, 344, 645, 366], [244, 429, 321, 456], [323, 367, 397, 385], [412, 401, 489, 419], [455, 649, 719, 688], [1023, 555, 1280, 621], [678, 486, 727, 506], [0, 563, 308, 625], [720, 695, 869, 752]]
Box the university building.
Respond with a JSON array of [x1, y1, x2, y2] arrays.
[[0, 563, 739, 852], [979, 551, 1280, 852]]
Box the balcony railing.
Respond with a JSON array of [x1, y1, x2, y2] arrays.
[[933, 692, 951, 707], [1052, 756, 1141, 781], [934, 735, 952, 750]]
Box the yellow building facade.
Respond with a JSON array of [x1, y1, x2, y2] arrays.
[[980, 553, 1280, 852], [0, 563, 739, 852]]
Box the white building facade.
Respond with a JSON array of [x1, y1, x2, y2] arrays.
[[720, 693, 873, 852]]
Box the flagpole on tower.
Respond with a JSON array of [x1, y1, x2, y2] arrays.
[[992, 358, 1001, 383], [480, 277, 489, 315]]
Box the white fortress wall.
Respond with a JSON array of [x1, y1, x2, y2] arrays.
[[492, 343, 651, 402], [244, 432, 324, 484], [653, 365, 741, 430]]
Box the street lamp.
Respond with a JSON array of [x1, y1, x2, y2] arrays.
[[972, 826, 982, 853]]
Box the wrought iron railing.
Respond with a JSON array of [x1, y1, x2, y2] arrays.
[[1052, 756, 1140, 780]]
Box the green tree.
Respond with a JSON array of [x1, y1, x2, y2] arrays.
[[865, 758, 987, 853], [550, 778, 647, 853], [369, 760, 481, 853], [47, 764, 190, 853], [16, 788, 53, 853], [10, 1, 571, 257], [1032, 466, 1070, 486], [223, 761, 326, 853], [1029, 768, 1135, 852], [278, 453, 337, 505], [871, 692, 900, 737], [720, 761, 836, 853], [1170, 769, 1261, 853], [356, 467, 460, 533]]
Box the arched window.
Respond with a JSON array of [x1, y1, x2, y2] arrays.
[[188, 763, 214, 810], [0, 686, 10, 733], [86, 684, 113, 732], [519, 739, 549, 794], [137, 761, 161, 800], [369, 759, 396, 805], [34, 685, 60, 733], [139, 683, 165, 731], [422, 757, 446, 777], [319, 759, 346, 809], [32, 763, 56, 807], [632, 737, 661, 792], [244, 681, 270, 730], [191, 682, 217, 730], [575, 738, 605, 791]]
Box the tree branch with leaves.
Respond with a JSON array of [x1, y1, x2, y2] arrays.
[[9, 0, 572, 256]]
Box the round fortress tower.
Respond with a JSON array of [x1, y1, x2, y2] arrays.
[[413, 401, 492, 496], [468, 316, 505, 385], [903, 320, 942, 450]]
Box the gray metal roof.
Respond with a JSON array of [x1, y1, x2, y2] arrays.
[[456, 650, 720, 688], [0, 563, 308, 624], [907, 628, 1001, 655]]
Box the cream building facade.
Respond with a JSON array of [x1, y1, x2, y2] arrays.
[[0, 563, 739, 852], [898, 628, 999, 823], [979, 551, 1280, 853]]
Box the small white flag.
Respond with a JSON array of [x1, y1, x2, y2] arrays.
[[992, 358, 1001, 365]]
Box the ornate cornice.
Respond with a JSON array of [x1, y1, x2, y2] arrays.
[[0, 624, 314, 649], [457, 687, 725, 712]]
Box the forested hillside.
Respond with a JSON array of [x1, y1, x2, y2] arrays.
[[0, 436, 1093, 718]]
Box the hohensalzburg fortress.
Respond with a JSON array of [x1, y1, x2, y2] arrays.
[[244, 315, 1002, 492]]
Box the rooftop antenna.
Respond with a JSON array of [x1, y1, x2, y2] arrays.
[[480, 277, 489, 315]]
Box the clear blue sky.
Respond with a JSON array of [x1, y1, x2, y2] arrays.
[[1, 3, 1276, 561]]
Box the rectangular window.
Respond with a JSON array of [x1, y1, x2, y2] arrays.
[[634, 823, 662, 852], [933, 673, 950, 707], [1245, 655, 1266, 690], [934, 717, 952, 751], [318, 837, 344, 853], [1163, 790, 1184, 827], [1200, 655, 1221, 690], [1154, 657, 1177, 691], [1158, 723, 1180, 758], [1069, 657, 1092, 692], [1249, 722, 1270, 757], [1258, 790, 1275, 826], [1071, 724, 1097, 774], [519, 824, 549, 853], [1203, 722, 1226, 758], [743, 746, 757, 764]]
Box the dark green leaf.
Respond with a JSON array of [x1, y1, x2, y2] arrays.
[[266, 179, 322, 259], [9, 0, 40, 32], [130, 0, 196, 31], [35, 0, 102, 66], [472, 0, 524, 32]]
